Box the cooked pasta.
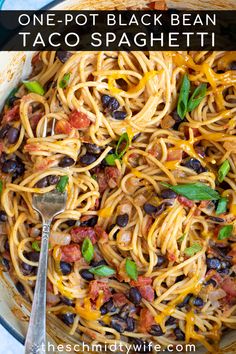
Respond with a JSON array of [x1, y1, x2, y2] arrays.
[[0, 50, 236, 352]]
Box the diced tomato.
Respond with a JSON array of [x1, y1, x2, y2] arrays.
[[184, 127, 200, 139], [34, 158, 54, 171], [60, 244, 81, 262], [221, 277, 236, 297], [105, 167, 121, 189], [167, 149, 182, 161], [167, 251, 177, 262], [94, 225, 109, 243], [148, 0, 167, 10], [30, 113, 43, 130], [96, 171, 108, 194], [213, 225, 221, 239], [89, 281, 111, 302], [87, 74, 94, 81], [177, 196, 195, 208], [138, 308, 154, 332], [138, 285, 155, 302], [55, 119, 73, 134], [3, 105, 19, 123], [131, 276, 152, 287], [148, 145, 161, 158], [113, 293, 129, 306], [68, 110, 91, 129], [71, 226, 97, 244], [32, 52, 41, 65], [47, 280, 53, 292]]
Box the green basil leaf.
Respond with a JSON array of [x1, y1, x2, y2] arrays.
[[105, 153, 119, 166], [6, 88, 18, 107], [218, 160, 230, 183], [177, 74, 190, 119], [116, 132, 130, 158], [184, 243, 202, 257], [216, 197, 228, 215], [125, 259, 138, 280], [32, 241, 40, 252], [89, 265, 116, 277], [178, 232, 187, 244], [0, 180, 3, 193], [218, 225, 233, 240], [81, 238, 94, 263], [161, 182, 220, 201], [56, 176, 69, 193], [187, 83, 207, 112], [23, 81, 45, 96], [59, 73, 71, 89]]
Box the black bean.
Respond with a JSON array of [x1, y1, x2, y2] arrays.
[[101, 94, 111, 108], [25, 252, 40, 262], [165, 316, 176, 326], [132, 339, 152, 353], [111, 111, 127, 120], [183, 158, 202, 173], [230, 61, 236, 70], [14, 160, 25, 177], [178, 294, 192, 308], [100, 298, 116, 315], [0, 124, 10, 139], [90, 259, 107, 267], [143, 203, 157, 215], [60, 313, 75, 326], [126, 317, 135, 331], [205, 278, 217, 287], [60, 296, 74, 306], [80, 153, 97, 165], [172, 111, 182, 122], [160, 189, 177, 199], [128, 287, 142, 305], [218, 268, 230, 275], [7, 127, 19, 144], [154, 203, 167, 216], [15, 281, 25, 296], [149, 324, 163, 336], [2, 258, 10, 271], [119, 304, 131, 319], [36, 176, 49, 188], [156, 255, 167, 267], [176, 274, 185, 282], [208, 216, 225, 223], [60, 261, 72, 275], [116, 213, 129, 228], [110, 315, 126, 333], [4, 240, 9, 252], [47, 175, 60, 185], [21, 262, 34, 275], [80, 216, 98, 227], [66, 219, 76, 227], [86, 143, 102, 155], [221, 260, 231, 269], [57, 51, 72, 63], [2, 160, 17, 174], [174, 327, 185, 341], [192, 297, 204, 307], [79, 268, 94, 281], [59, 156, 75, 167], [108, 97, 120, 111], [0, 211, 7, 222], [206, 257, 221, 270]]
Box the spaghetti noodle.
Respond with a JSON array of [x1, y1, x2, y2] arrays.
[[0, 50, 236, 352]]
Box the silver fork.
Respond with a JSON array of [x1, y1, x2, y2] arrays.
[[25, 116, 67, 354]]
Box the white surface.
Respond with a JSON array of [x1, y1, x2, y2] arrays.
[[0, 324, 24, 354]]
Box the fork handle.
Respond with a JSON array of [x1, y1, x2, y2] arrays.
[[25, 218, 51, 354]]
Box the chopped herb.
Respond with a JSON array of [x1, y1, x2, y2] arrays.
[[56, 176, 69, 193], [216, 197, 228, 215], [218, 225, 233, 240], [23, 81, 45, 96], [0, 180, 3, 193], [178, 233, 187, 244], [218, 160, 230, 183], [187, 84, 207, 112], [105, 154, 118, 166], [6, 88, 18, 107], [32, 241, 40, 252], [184, 243, 202, 257], [161, 182, 220, 201], [81, 238, 94, 263], [89, 265, 116, 277], [105, 132, 131, 166], [125, 259, 138, 280], [59, 73, 71, 89], [177, 74, 190, 119]]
